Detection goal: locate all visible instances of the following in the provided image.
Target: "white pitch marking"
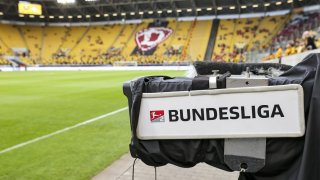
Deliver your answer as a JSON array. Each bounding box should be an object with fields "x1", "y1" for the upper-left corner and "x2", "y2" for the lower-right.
[{"x1": 0, "y1": 107, "x2": 128, "y2": 155}]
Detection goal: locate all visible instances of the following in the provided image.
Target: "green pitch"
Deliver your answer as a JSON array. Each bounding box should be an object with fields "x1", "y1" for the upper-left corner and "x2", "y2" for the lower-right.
[{"x1": 0, "y1": 70, "x2": 185, "y2": 180}]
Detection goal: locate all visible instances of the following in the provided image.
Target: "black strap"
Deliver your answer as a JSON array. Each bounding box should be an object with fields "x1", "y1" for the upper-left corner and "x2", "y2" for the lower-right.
[
  {"x1": 191, "y1": 76, "x2": 209, "y2": 90},
  {"x1": 132, "y1": 158, "x2": 138, "y2": 180}
]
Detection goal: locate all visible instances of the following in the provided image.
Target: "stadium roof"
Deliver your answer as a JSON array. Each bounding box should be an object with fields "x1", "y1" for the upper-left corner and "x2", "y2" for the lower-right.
[{"x1": 0, "y1": 0, "x2": 318, "y2": 23}]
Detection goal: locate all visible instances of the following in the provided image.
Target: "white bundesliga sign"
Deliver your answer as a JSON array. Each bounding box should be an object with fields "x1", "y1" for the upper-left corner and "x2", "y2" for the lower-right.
[{"x1": 137, "y1": 84, "x2": 305, "y2": 140}]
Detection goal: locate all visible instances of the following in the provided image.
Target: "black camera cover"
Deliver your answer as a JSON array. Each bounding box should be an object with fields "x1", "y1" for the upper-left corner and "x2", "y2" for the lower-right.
[{"x1": 123, "y1": 53, "x2": 320, "y2": 180}]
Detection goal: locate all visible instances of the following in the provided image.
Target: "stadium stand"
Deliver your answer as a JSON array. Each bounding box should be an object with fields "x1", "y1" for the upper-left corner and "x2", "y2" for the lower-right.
[
  {"x1": 212, "y1": 19, "x2": 235, "y2": 62},
  {"x1": 0, "y1": 25, "x2": 25, "y2": 50},
  {"x1": 122, "y1": 23, "x2": 148, "y2": 60},
  {"x1": 188, "y1": 20, "x2": 212, "y2": 61},
  {"x1": 166, "y1": 21, "x2": 192, "y2": 59},
  {"x1": 60, "y1": 26, "x2": 88, "y2": 64},
  {"x1": 20, "y1": 26, "x2": 43, "y2": 64},
  {"x1": 263, "y1": 11, "x2": 320, "y2": 61},
  {"x1": 212, "y1": 15, "x2": 290, "y2": 62},
  {"x1": 0, "y1": 25, "x2": 25, "y2": 56},
  {"x1": 42, "y1": 26, "x2": 67, "y2": 64},
  {"x1": 0, "y1": 25, "x2": 30, "y2": 65},
  {"x1": 248, "y1": 16, "x2": 289, "y2": 51},
  {"x1": 112, "y1": 24, "x2": 137, "y2": 56},
  {"x1": 0, "y1": 13, "x2": 319, "y2": 66},
  {"x1": 0, "y1": 38, "x2": 10, "y2": 65}
]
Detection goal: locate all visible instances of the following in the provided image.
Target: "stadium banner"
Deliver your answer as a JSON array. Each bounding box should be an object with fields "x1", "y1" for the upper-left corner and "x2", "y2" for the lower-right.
[
  {"x1": 18, "y1": 1, "x2": 42, "y2": 15},
  {"x1": 135, "y1": 27, "x2": 172, "y2": 51},
  {"x1": 137, "y1": 84, "x2": 305, "y2": 140}
]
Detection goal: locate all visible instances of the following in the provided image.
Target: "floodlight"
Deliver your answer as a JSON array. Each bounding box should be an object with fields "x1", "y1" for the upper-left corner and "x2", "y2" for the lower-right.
[{"x1": 57, "y1": 0, "x2": 75, "y2": 4}]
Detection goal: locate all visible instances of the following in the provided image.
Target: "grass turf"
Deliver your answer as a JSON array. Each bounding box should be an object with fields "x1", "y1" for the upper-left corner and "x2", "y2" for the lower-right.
[{"x1": 0, "y1": 70, "x2": 184, "y2": 180}]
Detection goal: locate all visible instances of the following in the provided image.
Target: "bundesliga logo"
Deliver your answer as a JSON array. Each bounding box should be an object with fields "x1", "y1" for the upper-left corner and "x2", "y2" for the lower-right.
[{"x1": 150, "y1": 110, "x2": 165, "y2": 122}]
